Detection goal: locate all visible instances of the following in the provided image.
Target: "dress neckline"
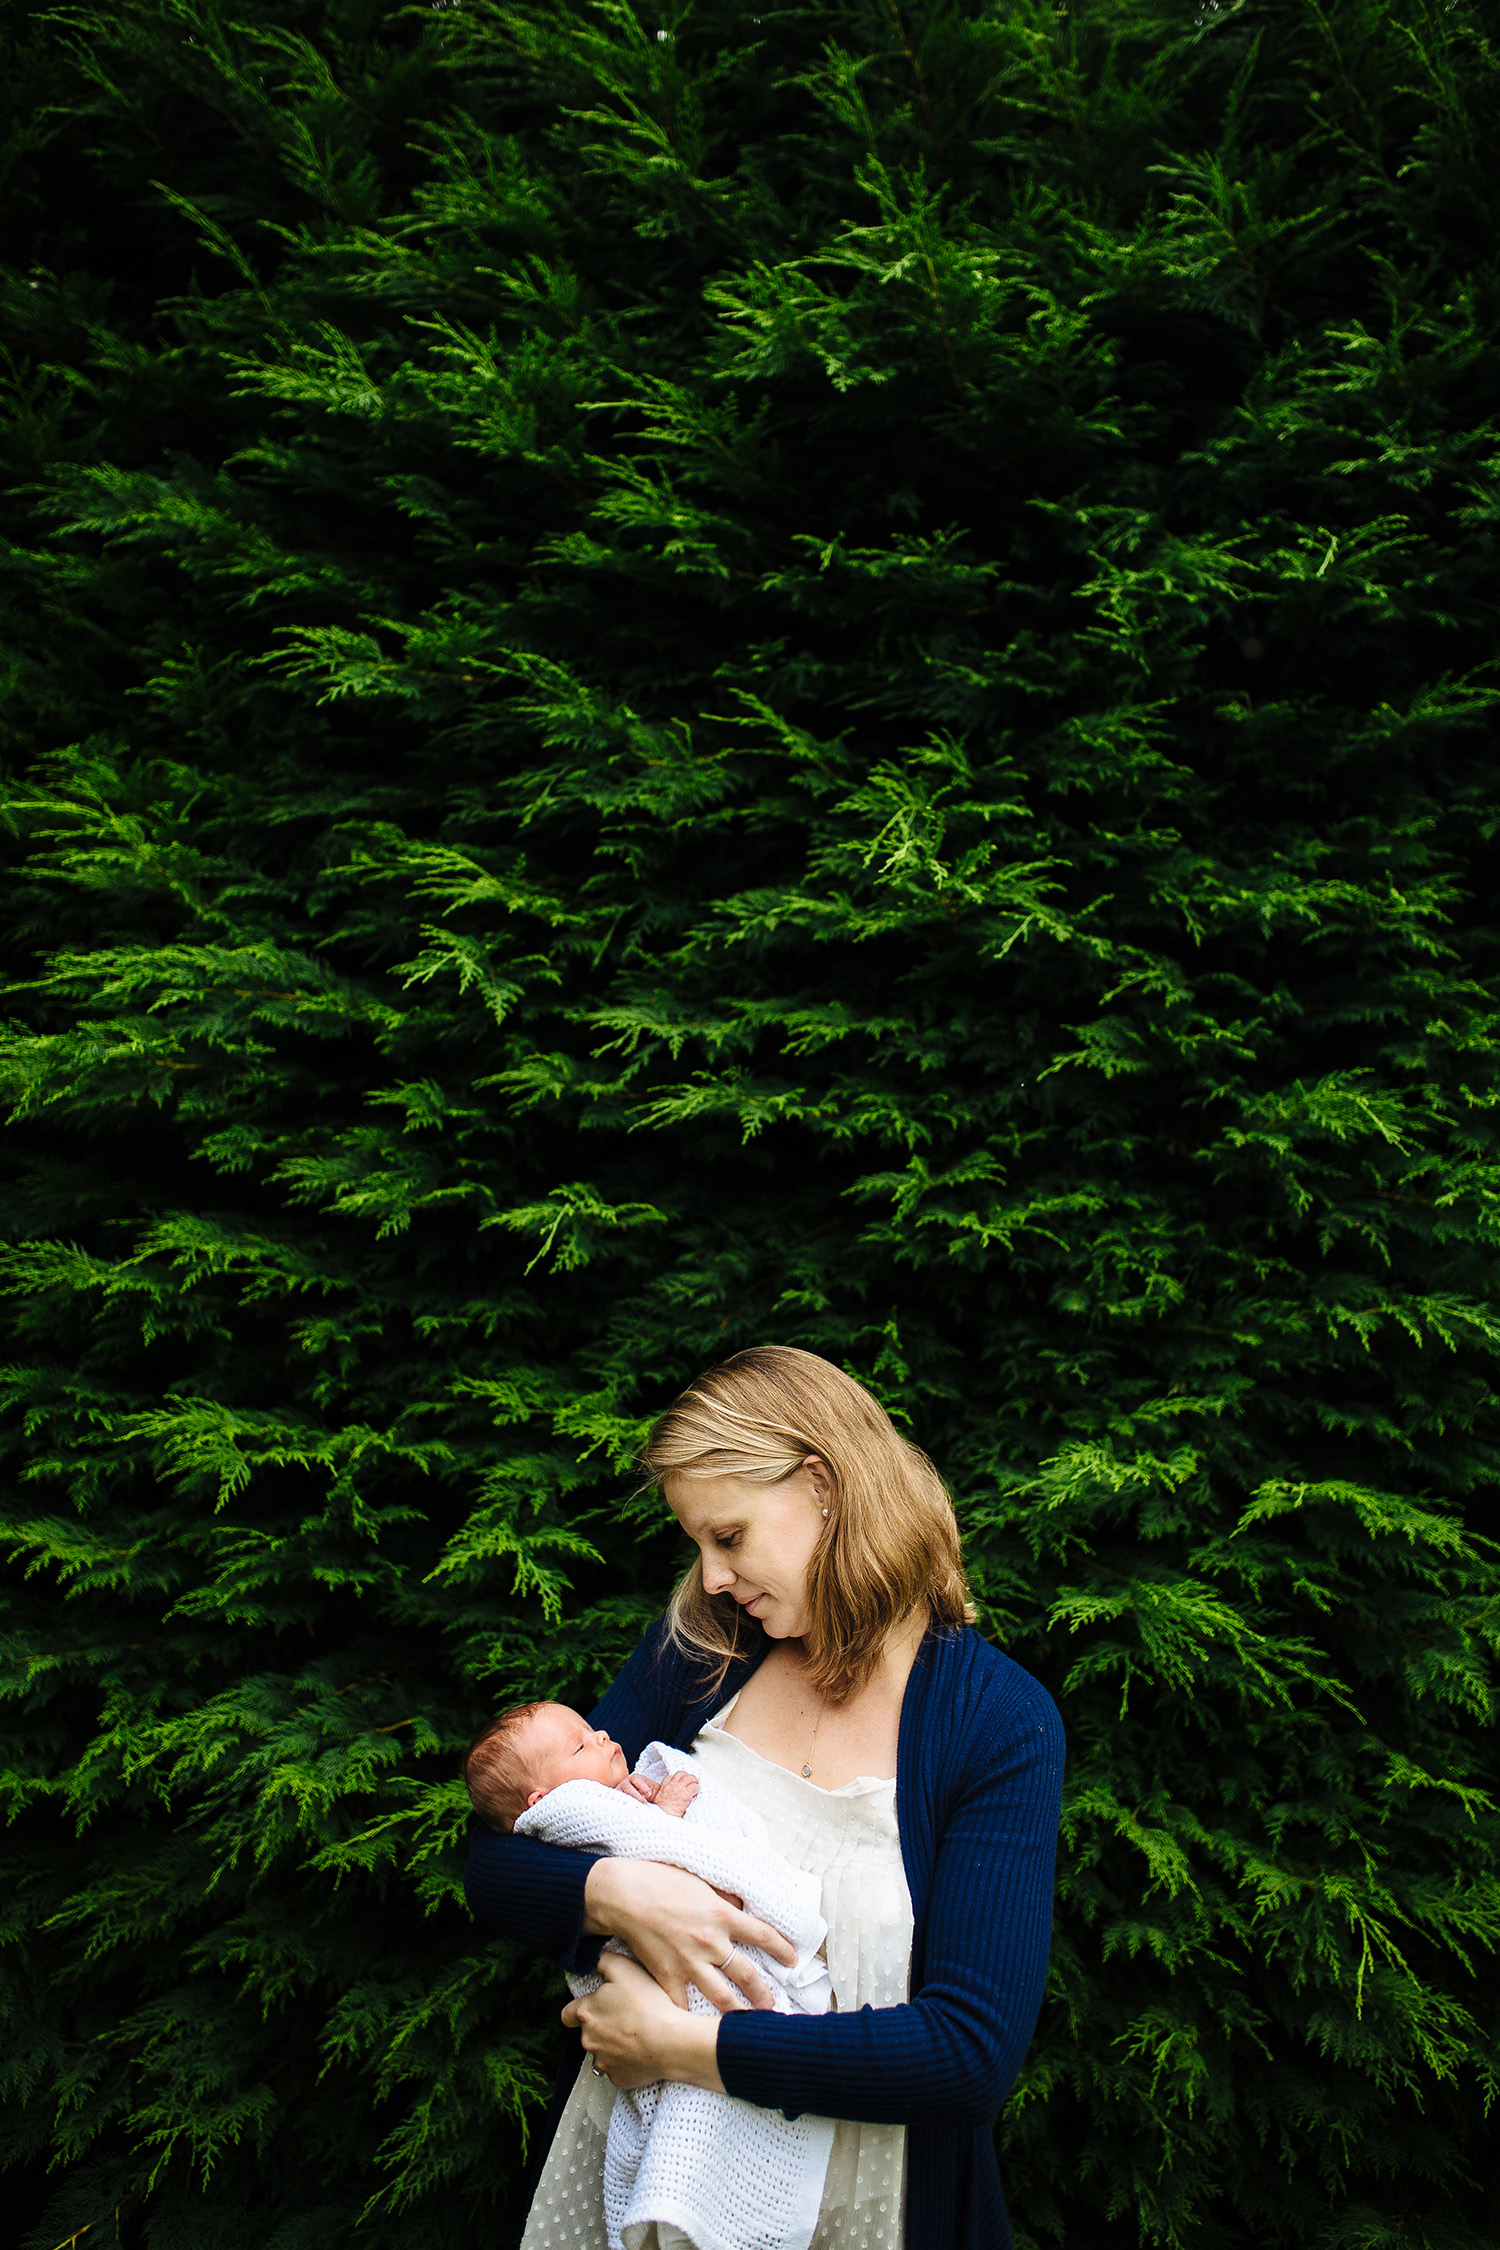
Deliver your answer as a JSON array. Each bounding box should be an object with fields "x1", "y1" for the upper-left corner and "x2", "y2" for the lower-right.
[{"x1": 702, "y1": 1694, "x2": 897, "y2": 1798}]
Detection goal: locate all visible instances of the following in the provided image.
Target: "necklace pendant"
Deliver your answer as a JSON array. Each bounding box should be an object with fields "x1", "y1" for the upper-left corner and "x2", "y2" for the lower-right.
[{"x1": 801, "y1": 1763, "x2": 812, "y2": 1777}]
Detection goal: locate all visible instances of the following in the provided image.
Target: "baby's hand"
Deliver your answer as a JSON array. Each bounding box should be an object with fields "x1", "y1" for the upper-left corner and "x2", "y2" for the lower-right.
[
  {"x1": 616, "y1": 1769, "x2": 700, "y2": 1817},
  {"x1": 652, "y1": 1770, "x2": 699, "y2": 1819},
  {"x1": 617, "y1": 1772, "x2": 661, "y2": 1807}
]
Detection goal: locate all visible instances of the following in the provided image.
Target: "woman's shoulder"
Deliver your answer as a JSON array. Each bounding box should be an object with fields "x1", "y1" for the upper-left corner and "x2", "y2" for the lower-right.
[
  {"x1": 590, "y1": 1612, "x2": 763, "y2": 1751},
  {"x1": 913, "y1": 1623, "x2": 1063, "y2": 1756},
  {"x1": 897, "y1": 1628, "x2": 1063, "y2": 1867}
]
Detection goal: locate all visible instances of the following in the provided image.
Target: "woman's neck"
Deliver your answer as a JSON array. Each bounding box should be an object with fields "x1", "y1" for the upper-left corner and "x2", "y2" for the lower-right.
[
  {"x1": 724, "y1": 1608, "x2": 928, "y2": 1786},
  {"x1": 793, "y1": 1603, "x2": 929, "y2": 1700}
]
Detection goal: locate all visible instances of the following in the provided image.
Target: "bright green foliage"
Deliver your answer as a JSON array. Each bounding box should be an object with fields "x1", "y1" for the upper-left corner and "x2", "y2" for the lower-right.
[{"x1": 3, "y1": 2, "x2": 1500, "y2": 2246}]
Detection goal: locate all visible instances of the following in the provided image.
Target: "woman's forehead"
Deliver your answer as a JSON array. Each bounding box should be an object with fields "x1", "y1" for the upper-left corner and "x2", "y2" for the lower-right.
[{"x1": 665, "y1": 1468, "x2": 764, "y2": 1529}]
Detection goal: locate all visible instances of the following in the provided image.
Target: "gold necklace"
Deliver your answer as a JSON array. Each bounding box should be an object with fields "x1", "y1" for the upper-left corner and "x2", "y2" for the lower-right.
[{"x1": 801, "y1": 1688, "x2": 825, "y2": 1779}]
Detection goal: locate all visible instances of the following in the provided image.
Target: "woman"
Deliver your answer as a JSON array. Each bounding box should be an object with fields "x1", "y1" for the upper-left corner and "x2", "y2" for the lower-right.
[{"x1": 465, "y1": 1346, "x2": 1064, "y2": 2250}]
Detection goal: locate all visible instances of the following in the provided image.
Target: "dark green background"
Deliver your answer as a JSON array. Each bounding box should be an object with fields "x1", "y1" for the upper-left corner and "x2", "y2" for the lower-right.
[{"x1": 3, "y1": 2, "x2": 1499, "y2": 2245}]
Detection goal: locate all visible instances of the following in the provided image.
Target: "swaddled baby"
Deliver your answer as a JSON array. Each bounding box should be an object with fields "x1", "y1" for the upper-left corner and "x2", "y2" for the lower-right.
[
  {"x1": 463, "y1": 1701, "x2": 836, "y2": 2250},
  {"x1": 465, "y1": 1701, "x2": 702, "y2": 1832}
]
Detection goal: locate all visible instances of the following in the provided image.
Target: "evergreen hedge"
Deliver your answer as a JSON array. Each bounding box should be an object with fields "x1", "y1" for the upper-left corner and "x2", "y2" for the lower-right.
[{"x1": 3, "y1": 1, "x2": 1500, "y2": 2245}]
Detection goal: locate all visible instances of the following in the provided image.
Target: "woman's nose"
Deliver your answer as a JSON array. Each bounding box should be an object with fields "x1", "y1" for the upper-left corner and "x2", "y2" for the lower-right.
[{"x1": 701, "y1": 1558, "x2": 735, "y2": 1594}]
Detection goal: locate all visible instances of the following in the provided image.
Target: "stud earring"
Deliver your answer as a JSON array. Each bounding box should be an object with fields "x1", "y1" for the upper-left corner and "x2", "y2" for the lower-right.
[{"x1": 821, "y1": 1507, "x2": 828, "y2": 1517}]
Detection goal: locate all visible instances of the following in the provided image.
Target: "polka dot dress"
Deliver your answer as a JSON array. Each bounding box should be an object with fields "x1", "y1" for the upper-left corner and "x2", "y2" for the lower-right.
[{"x1": 520, "y1": 1699, "x2": 912, "y2": 2250}]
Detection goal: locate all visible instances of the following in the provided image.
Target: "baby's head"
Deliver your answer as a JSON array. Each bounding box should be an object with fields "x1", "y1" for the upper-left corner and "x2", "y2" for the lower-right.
[{"x1": 463, "y1": 1701, "x2": 629, "y2": 1832}]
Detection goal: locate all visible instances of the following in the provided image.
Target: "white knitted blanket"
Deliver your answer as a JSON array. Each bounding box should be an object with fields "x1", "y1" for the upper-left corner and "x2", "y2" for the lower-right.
[{"x1": 514, "y1": 1740, "x2": 835, "y2": 2250}]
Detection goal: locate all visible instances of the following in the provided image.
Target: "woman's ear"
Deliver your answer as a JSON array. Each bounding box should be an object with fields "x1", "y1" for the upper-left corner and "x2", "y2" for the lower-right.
[{"x1": 804, "y1": 1455, "x2": 834, "y2": 1513}]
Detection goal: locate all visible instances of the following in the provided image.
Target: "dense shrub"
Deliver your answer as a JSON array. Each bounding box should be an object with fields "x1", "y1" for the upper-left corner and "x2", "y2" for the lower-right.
[{"x1": 3, "y1": 3, "x2": 1499, "y2": 2246}]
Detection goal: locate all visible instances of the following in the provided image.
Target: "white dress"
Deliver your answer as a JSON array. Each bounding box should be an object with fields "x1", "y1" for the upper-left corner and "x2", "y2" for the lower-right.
[{"x1": 520, "y1": 1696, "x2": 912, "y2": 2250}]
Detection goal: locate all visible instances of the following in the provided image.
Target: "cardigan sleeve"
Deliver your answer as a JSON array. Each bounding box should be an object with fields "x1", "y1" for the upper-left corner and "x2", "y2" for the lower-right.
[
  {"x1": 716, "y1": 1680, "x2": 1064, "y2": 2129},
  {"x1": 462, "y1": 1618, "x2": 680, "y2": 1972}
]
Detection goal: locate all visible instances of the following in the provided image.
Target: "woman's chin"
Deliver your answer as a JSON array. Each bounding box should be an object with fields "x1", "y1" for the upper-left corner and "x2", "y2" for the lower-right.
[{"x1": 754, "y1": 1607, "x2": 810, "y2": 1641}]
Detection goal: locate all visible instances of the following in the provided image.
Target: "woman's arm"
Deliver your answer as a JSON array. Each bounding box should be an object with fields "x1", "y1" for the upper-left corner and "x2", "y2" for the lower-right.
[
  {"x1": 713, "y1": 1684, "x2": 1065, "y2": 2129},
  {"x1": 582, "y1": 1857, "x2": 795, "y2": 2009},
  {"x1": 464, "y1": 1823, "x2": 597, "y2": 1968},
  {"x1": 463, "y1": 1620, "x2": 791, "y2": 2005},
  {"x1": 463, "y1": 1620, "x2": 677, "y2": 1970}
]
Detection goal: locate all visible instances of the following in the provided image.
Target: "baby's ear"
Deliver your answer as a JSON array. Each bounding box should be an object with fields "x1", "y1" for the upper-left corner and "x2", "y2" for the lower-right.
[{"x1": 524, "y1": 1786, "x2": 547, "y2": 1810}]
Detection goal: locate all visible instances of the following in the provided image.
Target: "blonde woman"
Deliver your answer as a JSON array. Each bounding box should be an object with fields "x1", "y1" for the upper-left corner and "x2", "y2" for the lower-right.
[{"x1": 465, "y1": 1346, "x2": 1064, "y2": 2250}]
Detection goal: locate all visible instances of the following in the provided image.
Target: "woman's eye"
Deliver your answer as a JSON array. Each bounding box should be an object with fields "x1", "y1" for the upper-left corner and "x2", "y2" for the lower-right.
[{"x1": 715, "y1": 1533, "x2": 740, "y2": 1551}]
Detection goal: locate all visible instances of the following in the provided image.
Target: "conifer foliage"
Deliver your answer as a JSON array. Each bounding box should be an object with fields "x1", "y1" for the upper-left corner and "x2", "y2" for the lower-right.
[{"x1": 3, "y1": 1, "x2": 1500, "y2": 2244}]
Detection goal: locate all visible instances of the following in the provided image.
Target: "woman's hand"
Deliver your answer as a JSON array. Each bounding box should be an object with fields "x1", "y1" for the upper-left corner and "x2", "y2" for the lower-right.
[
  {"x1": 562, "y1": 1954, "x2": 725, "y2": 2092},
  {"x1": 582, "y1": 1857, "x2": 796, "y2": 2012}
]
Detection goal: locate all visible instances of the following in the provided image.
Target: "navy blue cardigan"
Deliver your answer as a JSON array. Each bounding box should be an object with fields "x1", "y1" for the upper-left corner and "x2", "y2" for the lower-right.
[{"x1": 464, "y1": 1620, "x2": 1064, "y2": 2250}]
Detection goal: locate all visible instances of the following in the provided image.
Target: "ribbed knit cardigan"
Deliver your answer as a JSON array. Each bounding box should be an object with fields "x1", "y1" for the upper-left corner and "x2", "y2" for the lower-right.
[{"x1": 464, "y1": 1619, "x2": 1064, "y2": 2250}]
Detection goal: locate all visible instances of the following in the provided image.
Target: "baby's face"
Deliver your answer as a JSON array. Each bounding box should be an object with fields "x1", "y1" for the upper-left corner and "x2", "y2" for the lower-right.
[{"x1": 520, "y1": 1704, "x2": 629, "y2": 1810}]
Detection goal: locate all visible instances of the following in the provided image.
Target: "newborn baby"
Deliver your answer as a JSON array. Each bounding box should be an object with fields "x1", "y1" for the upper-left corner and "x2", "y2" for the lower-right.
[
  {"x1": 464, "y1": 1700, "x2": 700, "y2": 1831},
  {"x1": 467, "y1": 1703, "x2": 836, "y2": 2250}
]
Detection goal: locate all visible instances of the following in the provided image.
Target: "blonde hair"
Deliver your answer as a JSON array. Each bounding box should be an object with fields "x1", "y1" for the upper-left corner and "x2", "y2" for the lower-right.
[{"x1": 641, "y1": 1346, "x2": 973, "y2": 1703}]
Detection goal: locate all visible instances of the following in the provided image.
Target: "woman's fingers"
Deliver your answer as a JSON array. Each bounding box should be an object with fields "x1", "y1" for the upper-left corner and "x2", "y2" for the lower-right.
[
  {"x1": 730, "y1": 1906, "x2": 799, "y2": 1970},
  {"x1": 579, "y1": 1858, "x2": 800, "y2": 2012},
  {"x1": 713, "y1": 1954, "x2": 765, "y2": 2010},
  {"x1": 716, "y1": 1908, "x2": 801, "y2": 2007},
  {"x1": 563, "y1": 1954, "x2": 720, "y2": 2093},
  {"x1": 598, "y1": 1952, "x2": 659, "y2": 1992},
  {"x1": 571, "y1": 1939, "x2": 775, "y2": 2025},
  {"x1": 693, "y1": 1925, "x2": 791, "y2": 2010}
]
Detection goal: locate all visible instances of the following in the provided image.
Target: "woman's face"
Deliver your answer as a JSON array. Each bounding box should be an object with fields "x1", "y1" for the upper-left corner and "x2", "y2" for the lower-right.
[{"x1": 667, "y1": 1460, "x2": 832, "y2": 1641}]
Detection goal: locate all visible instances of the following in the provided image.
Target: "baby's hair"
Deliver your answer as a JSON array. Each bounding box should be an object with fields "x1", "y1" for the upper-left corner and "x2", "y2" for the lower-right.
[{"x1": 463, "y1": 1700, "x2": 553, "y2": 1834}]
